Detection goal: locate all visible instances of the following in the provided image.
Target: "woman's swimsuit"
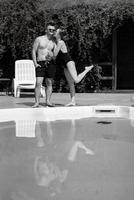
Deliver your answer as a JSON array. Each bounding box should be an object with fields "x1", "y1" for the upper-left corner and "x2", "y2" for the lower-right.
[{"x1": 56, "y1": 50, "x2": 72, "y2": 67}]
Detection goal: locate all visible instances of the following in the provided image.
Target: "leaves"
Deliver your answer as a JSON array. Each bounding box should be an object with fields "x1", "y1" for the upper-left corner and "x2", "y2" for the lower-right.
[{"x1": 0, "y1": 0, "x2": 134, "y2": 91}]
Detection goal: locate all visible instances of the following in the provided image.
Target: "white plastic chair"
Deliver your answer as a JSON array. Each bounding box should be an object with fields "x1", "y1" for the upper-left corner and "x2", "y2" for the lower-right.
[{"x1": 13, "y1": 60, "x2": 45, "y2": 97}]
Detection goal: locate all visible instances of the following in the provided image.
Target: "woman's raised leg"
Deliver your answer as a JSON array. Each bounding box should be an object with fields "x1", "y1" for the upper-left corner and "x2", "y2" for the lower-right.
[{"x1": 66, "y1": 61, "x2": 93, "y2": 83}]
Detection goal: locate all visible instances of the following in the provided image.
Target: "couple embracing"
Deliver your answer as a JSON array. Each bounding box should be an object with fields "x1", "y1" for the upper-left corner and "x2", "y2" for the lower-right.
[{"x1": 32, "y1": 21, "x2": 94, "y2": 108}]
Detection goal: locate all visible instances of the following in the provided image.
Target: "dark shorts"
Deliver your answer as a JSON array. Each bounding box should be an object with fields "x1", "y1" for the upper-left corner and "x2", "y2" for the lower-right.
[{"x1": 36, "y1": 60, "x2": 56, "y2": 78}]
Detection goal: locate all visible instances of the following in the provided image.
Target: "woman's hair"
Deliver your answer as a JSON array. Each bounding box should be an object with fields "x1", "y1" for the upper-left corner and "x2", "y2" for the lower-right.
[{"x1": 58, "y1": 28, "x2": 66, "y2": 40}]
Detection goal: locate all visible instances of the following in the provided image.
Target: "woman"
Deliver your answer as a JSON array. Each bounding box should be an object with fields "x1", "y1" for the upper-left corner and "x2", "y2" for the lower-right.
[{"x1": 54, "y1": 28, "x2": 94, "y2": 106}]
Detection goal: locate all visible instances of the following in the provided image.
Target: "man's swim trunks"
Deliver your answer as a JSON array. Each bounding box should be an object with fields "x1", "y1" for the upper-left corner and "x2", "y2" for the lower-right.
[{"x1": 36, "y1": 60, "x2": 56, "y2": 78}]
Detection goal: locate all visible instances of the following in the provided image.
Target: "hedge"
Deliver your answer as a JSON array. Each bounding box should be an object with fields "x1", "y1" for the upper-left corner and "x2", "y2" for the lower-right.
[{"x1": 0, "y1": 0, "x2": 134, "y2": 91}]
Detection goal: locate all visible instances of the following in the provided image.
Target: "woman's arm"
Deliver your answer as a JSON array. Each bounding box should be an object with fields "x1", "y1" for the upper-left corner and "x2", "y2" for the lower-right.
[{"x1": 53, "y1": 40, "x2": 65, "y2": 57}]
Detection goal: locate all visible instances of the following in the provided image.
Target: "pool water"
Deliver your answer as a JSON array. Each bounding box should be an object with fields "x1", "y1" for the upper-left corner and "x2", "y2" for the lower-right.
[{"x1": 0, "y1": 118, "x2": 134, "y2": 200}]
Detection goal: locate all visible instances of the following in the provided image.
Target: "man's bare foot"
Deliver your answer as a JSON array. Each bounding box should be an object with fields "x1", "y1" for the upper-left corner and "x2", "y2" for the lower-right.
[
  {"x1": 46, "y1": 102, "x2": 55, "y2": 107},
  {"x1": 85, "y1": 65, "x2": 94, "y2": 72},
  {"x1": 43, "y1": 103, "x2": 48, "y2": 107},
  {"x1": 32, "y1": 103, "x2": 39, "y2": 108},
  {"x1": 65, "y1": 101, "x2": 76, "y2": 106}
]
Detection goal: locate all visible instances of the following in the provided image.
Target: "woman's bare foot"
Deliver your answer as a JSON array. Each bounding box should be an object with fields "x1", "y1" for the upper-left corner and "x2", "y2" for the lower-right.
[
  {"x1": 32, "y1": 103, "x2": 39, "y2": 108},
  {"x1": 85, "y1": 65, "x2": 94, "y2": 72},
  {"x1": 65, "y1": 101, "x2": 76, "y2": 106}
]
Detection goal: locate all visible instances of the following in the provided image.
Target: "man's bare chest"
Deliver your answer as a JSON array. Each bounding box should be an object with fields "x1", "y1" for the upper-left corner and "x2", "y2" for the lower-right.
[{"x1": 39, "y1": 38, "x2": 54, "y2": 50}]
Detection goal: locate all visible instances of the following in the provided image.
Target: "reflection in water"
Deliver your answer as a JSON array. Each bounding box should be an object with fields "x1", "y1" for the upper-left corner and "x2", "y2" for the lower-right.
[
  {"x1": 15, "y1": 120, "x2": 36, "y2": 138},
  {"x1": 15, "y1": 120, "x2": 53, "y2": 146},
  {"x1": 67, "y1": 120, "x2": 94, "y2": 161},
  {"x1": 130, "y1": 119, "x2": 134, "y2": 127},
  {"x1": 1, "y1": 118, "x2": 134, "y2": 199},
  {"x1": 34, "y1": 156, "x2": 68, "y2": 187},
  {"x1": 36, "y1": 121, "x2": 53, "y2": 148},
  {"x1": 33, "y1": 120, "x2": 72, "y2": 191},
  {"x1": 34, "y1": 119, "x2": 94, "y2": 193},
  {"x1": 11, "y1": 190, "x2": 35, "y2": 200},
  {"x1": 68, "y1": 141, "x2": 94, "y2": 161},
  {"x1": 15, "y1": 119, "x2": 94, "y2": 189},
  {"x1": 0, "y1": 119, "x2": 95, "y2": 198},
  {"x1": 35, "y1": 121, "x2": 45, "y2": 148}
]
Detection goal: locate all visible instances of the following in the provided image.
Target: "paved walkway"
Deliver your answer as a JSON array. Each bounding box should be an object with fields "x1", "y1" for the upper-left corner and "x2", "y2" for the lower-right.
[{"x1": 0, "y1": 92, "x2": 134, "y2": 109}]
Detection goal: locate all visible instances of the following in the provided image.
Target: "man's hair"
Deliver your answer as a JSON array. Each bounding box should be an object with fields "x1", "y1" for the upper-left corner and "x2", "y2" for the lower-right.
[{"x1": 46, "y1": 21, "x2": 56, "y2": 28}]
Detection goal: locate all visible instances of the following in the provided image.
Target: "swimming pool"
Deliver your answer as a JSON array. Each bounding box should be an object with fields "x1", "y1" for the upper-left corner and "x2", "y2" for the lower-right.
[{"x1": 0, "y1": 106, "x2": 134, "y2": 200}]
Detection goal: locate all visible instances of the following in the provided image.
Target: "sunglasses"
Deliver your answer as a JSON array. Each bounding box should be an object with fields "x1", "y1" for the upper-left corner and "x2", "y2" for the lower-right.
[{"x1": 48, "y1": 28, "x2": 56, "y2": 32}]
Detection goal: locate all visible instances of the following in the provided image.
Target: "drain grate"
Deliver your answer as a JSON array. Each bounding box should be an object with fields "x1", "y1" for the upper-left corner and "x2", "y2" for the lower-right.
[{"x1": 95, "y1": 109, "x2": 115, "y2": 113}]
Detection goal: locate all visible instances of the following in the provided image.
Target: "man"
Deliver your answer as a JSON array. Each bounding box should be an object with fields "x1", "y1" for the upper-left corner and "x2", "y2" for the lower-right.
[{"x1": 32, "y1": 21, "x2": 56, "y2": 107}]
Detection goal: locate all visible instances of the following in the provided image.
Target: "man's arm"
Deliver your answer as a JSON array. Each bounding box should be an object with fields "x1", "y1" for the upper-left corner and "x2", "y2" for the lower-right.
[{"x1": 32, "y1": 38, "x2": 39, "y2": 67}]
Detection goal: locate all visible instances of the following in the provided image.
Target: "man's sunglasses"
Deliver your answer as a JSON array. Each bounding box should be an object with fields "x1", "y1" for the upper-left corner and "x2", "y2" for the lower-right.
[{"x1": 48, "y1": 28, "x2": 56, "y2": 32}]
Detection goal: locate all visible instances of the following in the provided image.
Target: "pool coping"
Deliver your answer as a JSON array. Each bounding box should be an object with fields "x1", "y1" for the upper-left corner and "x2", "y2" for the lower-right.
[{"x1": 0, "y1": 105, "x2": 134, "y2": 122}]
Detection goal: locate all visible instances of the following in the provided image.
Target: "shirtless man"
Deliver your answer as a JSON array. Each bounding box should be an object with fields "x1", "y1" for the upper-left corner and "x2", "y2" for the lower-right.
[{"x1": 32, "y1": 21, "x2": 56, "y2": 107}]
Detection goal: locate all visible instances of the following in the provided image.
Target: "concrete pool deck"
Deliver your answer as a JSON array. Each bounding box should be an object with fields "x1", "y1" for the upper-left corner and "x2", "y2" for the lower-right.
[{"x1": 0, "y1": 92, "x2": 134, "y2": 109}]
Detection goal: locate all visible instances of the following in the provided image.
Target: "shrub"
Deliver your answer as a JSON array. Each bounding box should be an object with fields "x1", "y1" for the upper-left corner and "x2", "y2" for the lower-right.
[{"x1": 0, "y1": 0, "x2": 134, "y2": 91}]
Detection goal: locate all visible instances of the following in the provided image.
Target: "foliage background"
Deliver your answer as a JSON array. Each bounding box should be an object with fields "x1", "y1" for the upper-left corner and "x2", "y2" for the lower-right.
[{"x1": 0, "y1": 0, "x2": 134, "y2": 92}]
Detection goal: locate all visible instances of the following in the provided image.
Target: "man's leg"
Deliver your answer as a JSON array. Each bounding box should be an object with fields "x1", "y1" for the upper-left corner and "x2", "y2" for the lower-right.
[
  {"x1": 32, "y1": 77, "x2": 44, "y2": 108},
  {"x1": 45, "y1": 78, "x2": 54, "y2": 106}
]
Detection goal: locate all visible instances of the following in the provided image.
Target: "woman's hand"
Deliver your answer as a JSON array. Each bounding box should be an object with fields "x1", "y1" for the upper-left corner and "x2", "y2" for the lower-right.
[
  {"x1": 46, "y1": 50, "x2": 54, "y2": 61},
  {"x1": 57, "y1": 40, "x2": 63, "y2": 47},
  {"x1": 54, "y1": 40, "x2": 64, "y2": 57}
]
